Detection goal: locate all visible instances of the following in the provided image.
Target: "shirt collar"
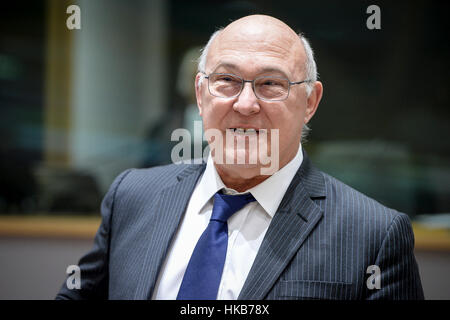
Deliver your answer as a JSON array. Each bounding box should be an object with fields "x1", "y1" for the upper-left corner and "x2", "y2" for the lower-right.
[{"x1": 195, "y1": 143, "x2": 304, "y2": 218}]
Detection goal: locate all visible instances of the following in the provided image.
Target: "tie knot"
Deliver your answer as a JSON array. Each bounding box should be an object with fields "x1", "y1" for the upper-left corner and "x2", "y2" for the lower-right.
[{"x1": 211, "y1": 192, "x2": 256, "y2": 222}]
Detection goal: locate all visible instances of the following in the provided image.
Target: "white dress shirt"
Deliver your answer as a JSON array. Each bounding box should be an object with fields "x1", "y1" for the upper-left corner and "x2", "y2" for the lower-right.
[{"x1": 152, "y1": 144, "x2": 303, "y2": 300}]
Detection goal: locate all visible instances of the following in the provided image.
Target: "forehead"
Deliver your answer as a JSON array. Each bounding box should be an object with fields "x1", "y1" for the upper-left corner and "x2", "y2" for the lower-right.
[{"x1": 207, "y1": 21, "x2": 304, "y2": 78}]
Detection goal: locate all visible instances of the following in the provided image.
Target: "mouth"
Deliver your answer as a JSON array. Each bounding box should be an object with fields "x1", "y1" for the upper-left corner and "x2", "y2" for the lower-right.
[{"x1": 228, "y1": 128, "x2": 260, "y2": 135}]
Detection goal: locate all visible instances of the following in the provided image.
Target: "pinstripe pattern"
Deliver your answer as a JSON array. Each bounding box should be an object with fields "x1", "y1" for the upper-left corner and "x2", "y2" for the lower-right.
[{"x1": 56, "y1": 150, "x2": 424, "y2": 300}]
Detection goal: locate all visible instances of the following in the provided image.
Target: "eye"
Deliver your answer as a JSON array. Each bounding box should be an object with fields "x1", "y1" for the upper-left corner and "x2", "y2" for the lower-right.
[
  {"x1": 262, "y1": 80, "x2": 277, "y2": 86},
  {"x1": 261, "y1": 79, "x2": 283, "y2": 87},
  {"x1": 217, "y1": 75, "x2": 238, "y2": 82}
]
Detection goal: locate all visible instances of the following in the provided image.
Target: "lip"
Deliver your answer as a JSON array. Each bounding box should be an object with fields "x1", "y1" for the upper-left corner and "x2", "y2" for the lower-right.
[
  {"x1": 227, "y1": 128, "x2": 260, "y2": 135},
  {"x1": 227, "y1": 125, "x2": 261, "y2": 131}
]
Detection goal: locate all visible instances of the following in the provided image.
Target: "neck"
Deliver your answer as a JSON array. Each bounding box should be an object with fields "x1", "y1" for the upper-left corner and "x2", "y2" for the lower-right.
[
  {"x1": 212, "y1": 143, "x2": 302, "y2": 193},
  {"x1": 215, "y1": 165, "x2": 271, "y2": 192}
]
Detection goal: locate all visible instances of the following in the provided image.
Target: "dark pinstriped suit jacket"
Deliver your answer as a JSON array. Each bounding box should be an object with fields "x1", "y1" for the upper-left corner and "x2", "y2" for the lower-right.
[{"x1": 56, "y1": 150, "x2": 424, "y2": 300}]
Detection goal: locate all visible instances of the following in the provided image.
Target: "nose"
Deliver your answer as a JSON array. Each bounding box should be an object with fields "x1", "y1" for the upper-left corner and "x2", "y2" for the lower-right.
[{"x1": 232, "y1": 82, "x2": 260, "y2": 116}]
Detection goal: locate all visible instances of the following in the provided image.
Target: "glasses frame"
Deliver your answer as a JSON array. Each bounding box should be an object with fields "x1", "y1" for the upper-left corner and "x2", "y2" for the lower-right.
[{"x1": 200, "y1": 71, "x2": 311, "y2": 101}]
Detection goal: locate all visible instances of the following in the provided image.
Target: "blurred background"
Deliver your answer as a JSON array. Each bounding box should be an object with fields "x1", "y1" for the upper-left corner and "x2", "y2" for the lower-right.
[{"x1": 0, "y1": 0, "x2": 449, "y2": 299}]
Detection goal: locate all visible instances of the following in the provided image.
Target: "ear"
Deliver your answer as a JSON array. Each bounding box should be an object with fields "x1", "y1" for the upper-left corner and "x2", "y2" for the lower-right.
[
  {"x1": 304, "y1": 81, "x2": 323, "y2": 124},
  {"x1": 195, "y1": 73, "x2": 204, "y2": 116}
]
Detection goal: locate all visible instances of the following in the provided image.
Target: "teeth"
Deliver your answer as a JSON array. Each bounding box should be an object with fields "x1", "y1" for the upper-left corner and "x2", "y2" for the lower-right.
[{"x1": 231, "y1": 128, "x2": 258, "y2": 134}]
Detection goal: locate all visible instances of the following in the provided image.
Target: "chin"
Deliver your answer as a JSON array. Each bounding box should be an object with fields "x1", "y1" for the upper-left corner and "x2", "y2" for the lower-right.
[{"x1": 216, "y1": 162, "x2": 263, "y2": 180}]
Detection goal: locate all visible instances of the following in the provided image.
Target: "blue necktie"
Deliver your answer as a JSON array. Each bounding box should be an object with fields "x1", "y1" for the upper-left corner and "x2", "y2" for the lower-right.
[{"x1": 176, "y1": 191, "x2": 256, "y2": 300}]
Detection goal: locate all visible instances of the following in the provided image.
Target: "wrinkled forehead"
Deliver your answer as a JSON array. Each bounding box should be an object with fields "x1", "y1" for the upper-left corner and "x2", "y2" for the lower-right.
[{"x1": 207, "y1": 17, "x2": 306, "y2": 77}]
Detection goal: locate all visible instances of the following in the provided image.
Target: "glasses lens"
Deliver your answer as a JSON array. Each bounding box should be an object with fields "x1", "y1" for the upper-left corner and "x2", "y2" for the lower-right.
[
  {"x1": 208, "y1": 73, "x2": 242, "y2": 98},
  {"x1": 255, "y1": 77, "x2": 289, "y2": 101}
]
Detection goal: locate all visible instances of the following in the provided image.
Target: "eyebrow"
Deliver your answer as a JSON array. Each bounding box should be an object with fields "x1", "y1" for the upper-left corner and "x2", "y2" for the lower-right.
[{"x1": 212, "y1": 62, "x2": 290, "y2": 79}]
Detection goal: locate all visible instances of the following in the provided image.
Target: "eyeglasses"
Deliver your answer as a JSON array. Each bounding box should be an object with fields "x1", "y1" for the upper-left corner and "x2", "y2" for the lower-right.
[{"x1": 200, "y1": 72, "x2": 311, "y2": 101}]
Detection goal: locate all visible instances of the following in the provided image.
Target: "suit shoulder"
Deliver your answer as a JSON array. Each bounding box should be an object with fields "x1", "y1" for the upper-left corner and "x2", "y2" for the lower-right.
[
  {"x1": 319, "y1": 171, "x2": 406, "y2": 222},
  {"x1": 115, "y1": 163, "x2": 204, "y2": 190}
]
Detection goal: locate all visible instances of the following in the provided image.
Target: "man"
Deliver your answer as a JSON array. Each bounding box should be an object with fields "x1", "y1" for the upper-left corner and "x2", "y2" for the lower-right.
[{"x1": 56, "y1": 15, "x2": 424, "y2": 300}]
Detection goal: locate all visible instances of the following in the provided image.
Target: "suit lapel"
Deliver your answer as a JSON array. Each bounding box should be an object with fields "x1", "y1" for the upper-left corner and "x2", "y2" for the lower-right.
[
  {"x1": 238, "y1": 151, "x2": 326, "y2": 299},
  {"x1": 133, "y1": 164, "x2": 205, "y2": 299}
]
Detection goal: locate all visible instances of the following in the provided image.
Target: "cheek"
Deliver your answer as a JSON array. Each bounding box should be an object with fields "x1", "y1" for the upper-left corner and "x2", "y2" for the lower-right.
[
  {"x1": 265, "y1": 105, "x2": 298, "y2": 132},
  {"x1": 201, "y1": 99, "x2": 230, "y2": 128},
  {"x1": 267, "y1": 105, "x2": 304, "y2": 143}
]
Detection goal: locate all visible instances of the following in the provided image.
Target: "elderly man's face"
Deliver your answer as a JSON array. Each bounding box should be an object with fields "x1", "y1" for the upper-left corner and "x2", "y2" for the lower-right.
[{"x1": 196, "y1": 16, "x2": 322, "y2": 182}]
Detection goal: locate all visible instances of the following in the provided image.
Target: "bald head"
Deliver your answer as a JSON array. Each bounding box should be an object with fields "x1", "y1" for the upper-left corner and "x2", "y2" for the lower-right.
[
  {"x1": 209, "y1": 15, "x2": 305, "y2": 75},
  {"x1": 221, "y1": 15, "x2": 301, "y2": 45},
  {"x1": 218, "y1": 14, "x2": 301, "y2": 45},
  {"x1": 198, "y1": 15, "x2": 317, "y2": 96}
]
